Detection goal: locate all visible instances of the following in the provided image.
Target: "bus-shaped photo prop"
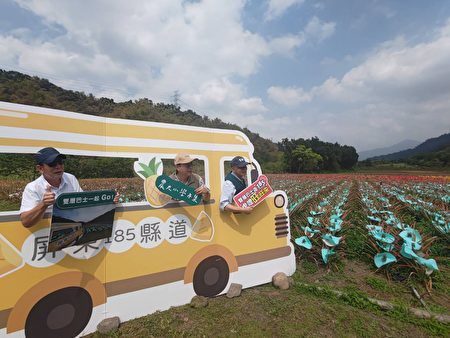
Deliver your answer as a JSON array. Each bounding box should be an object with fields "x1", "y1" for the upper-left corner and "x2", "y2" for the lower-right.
[{"x1": 0, "y1": 101, "x2": 295, "y2": 338}]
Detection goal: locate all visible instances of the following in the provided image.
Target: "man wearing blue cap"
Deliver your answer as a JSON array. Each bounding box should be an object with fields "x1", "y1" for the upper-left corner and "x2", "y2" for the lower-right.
[
  {"x1": 20, "y1": 147, "x2": 82, "y2": 228},
  {"x1": 219, "y1": 156, "x2": 254, "y2": 214}
]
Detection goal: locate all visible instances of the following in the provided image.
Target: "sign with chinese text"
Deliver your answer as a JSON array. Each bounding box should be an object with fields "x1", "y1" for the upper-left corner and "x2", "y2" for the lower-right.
[
  {"x1": 48, "y1": 191, "x2": 116, "y2": 252},
  {"x1": 155, "y1": 175, "x2": 202, "y2": 205},
  {"x1": 55, "y1": 190, "x2": 116, "y2": 209},
  {"x1": 233, "y1": 175, "x2": 273, "y2": 208}
]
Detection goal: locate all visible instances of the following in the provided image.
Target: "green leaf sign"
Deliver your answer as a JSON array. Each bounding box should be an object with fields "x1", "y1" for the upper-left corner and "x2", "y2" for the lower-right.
[
  {"x1": 155, "y1": 175, "x2": 201, "y2": 205},
  {"x1": 56, "y1": 190, "x2": 116, "y2": 209}
]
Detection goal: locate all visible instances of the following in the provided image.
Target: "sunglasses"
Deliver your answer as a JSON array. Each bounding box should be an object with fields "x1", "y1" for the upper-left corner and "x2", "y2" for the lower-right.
[
  {"x1": 47, "y1": 158, "x2": 64, "y2": 167},
  {"x1": 178, "y1": 163, "x2": 193, "y2": 168}
]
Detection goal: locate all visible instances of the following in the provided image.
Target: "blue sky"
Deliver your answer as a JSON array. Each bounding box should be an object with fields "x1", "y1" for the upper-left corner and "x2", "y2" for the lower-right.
[{"x1": 1, "y1": 0, "x2": 449, "y2": 151}]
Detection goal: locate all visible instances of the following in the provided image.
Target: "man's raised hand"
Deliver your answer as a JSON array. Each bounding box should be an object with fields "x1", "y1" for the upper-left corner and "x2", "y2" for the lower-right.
[{"x1": 42, "y1": 185, "x2": 56, "y2": 206}]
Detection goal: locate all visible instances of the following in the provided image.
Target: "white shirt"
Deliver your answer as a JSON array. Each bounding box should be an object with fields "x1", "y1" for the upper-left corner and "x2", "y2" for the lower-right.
[
  {"x1": 219, "y1": 180, "x2": 236, "y2": 211},
  {"x1": 20, "y1": 173, "x2": 82, "y2": 213}
]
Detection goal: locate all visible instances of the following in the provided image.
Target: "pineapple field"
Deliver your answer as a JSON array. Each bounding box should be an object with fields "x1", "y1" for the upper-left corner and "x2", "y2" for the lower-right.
[
  {"x1": 269, "y1": 174, "x2": 448, "y2": 283},
  {"x1": 2, "y1": 173, "x2": 448, "y2": 279}
]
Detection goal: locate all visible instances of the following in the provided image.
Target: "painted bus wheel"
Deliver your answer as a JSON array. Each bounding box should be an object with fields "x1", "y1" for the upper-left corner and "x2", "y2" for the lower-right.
[
  {"x1": 25, "y1": 287, "x2": 93, "y2": 338},
  {"x1": 193, "y1": 255, "x2": 230, "y2": 297}
]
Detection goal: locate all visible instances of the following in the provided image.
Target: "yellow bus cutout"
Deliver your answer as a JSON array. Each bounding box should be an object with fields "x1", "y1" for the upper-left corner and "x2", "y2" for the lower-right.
[{"x1": 0, "y1": 101, "x2": 295, "y2": 337}]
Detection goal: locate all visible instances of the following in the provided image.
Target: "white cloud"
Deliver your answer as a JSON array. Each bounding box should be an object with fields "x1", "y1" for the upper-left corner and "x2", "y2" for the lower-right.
[
  {"x1": 236, "y1": 97, "x2": 268, "y2": 113},
  {"x1": 267, "y1": 86, "x2": 312, "y2": 105},
  {"x1": 304, "y1": 16, "x2": 336, "y2": 42},
  {"x1": 182, "y1": 78, "x2": 268, "y2": 115},
  {"x1": 265, "y1": 18, "x2": 450, "y2": 150},
  {"x1": 312, "y1": 2, "x2": 325, "y2": 10},
  {"x1": 264, "y1": 0, "x2": 305, "y2": 21},
  {"x1": 3, "y1": 0, "x2": 274, "y2": 113},
  {"x1": 316, "y1": 24, "x2": 450, "y2": 104},
  {"x1": 268, "y1": 33, "x2": 305, "y2": 56}
]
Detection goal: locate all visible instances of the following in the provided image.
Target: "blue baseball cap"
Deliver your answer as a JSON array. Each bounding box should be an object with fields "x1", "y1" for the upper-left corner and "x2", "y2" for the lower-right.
[
  {"x1": 231, "y1": 156, "x2": 250, "y2": 168},
  {"x1": 35, "y1": 147, "x2": 66, "y2": 164}
]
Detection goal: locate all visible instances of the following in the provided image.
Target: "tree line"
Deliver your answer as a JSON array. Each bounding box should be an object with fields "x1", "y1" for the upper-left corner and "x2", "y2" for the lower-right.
[{"x1": 278, "y1": 137, "x2": 359, "y2": 173}]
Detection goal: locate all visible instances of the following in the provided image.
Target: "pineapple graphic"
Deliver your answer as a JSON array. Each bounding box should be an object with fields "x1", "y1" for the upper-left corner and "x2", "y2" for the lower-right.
[{"x1": 135, "y1": 157, "x2": 171, "y2": 208}]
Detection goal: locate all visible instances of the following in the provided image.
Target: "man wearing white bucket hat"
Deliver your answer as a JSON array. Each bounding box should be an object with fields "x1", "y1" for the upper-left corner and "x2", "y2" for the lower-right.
[{"x1": 170, "y1": 153, "x2": 210, "y2": 202}]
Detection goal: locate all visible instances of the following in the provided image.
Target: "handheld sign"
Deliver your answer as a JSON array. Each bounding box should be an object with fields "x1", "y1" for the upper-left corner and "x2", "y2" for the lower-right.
[
  {"x1": 48, "y1": 190, "x2": 116, "y2": 252},
  {"x1": 156, "y1": 175, "x2": 202, "y2": 205},
  {"x1": 233, "y1": 175, "x2": 273, "y2": 208}
]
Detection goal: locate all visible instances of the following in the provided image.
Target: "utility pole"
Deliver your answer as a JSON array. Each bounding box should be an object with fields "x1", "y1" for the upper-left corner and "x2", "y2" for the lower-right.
[{"x1": 172, "y1": 90, "x2": 180, "y2": 109}]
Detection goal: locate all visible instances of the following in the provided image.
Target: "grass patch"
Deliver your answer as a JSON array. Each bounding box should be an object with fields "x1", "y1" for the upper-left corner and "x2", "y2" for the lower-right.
[
  {"x1": 302, "y1": 259, "x2": 319, "y2": 274},
  {"x1": 87, "y1": 276, "x2": 449, "y2": 338},
  {"x1": 365, "y1": 276, "x2": 389, "y2": 292},
  {"x1": 432, "y1": 268, "x2": 450, "y2": 291},
  {"x1": 341, "y1": 286, "x2": 377, "y2": 310},
  {"x1": 389, "y1": 302, "x2": 449, "y2": 337},
  {"x1": 296, "y1": 282, "x2": 449, "y2": 337},
  {"x1": 343, "y1": 225, "x2": 368, "y2": 260}
]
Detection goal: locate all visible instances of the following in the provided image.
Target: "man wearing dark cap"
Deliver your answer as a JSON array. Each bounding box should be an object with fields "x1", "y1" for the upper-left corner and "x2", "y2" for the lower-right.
[
  {"x1": 20, "y1": 147, "x2": 82, "y2": 228},
  {"x1": 219, "y1": 156, "x2": 253, "y2": 214}
]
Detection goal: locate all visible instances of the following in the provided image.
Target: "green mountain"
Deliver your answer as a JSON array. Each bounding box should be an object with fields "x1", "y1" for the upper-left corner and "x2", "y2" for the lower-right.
[
  {"x1": 0, "y1": 69, "x2": 283, "y2": 172},
  {"x1": 369, "y1": 133, "x2": 450, "y2": 161},
  {"x1": 406, "y1": 144, "x2": 450, "y2": 168}
]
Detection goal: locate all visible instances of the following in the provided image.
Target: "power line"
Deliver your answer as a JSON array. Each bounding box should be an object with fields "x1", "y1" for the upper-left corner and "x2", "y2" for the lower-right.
[{"x1": 2, "y1": 64, "x2": 134, "y2": 98}]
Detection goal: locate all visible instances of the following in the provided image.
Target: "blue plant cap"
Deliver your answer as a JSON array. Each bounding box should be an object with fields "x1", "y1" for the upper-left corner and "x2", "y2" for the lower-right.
[
  {"x1": 330, "y1": 214, "x2": 340, "y2": 220},
  {"x1": 330, "y1": 218, "x2": 343, "y2": 228},
  {"x1": 304, "y1": 226, "x2": 320, "y2": 238},
  {"x1": 385, "y1": 217, "x2": 396, "y2": 226},
  {"x1": 399, "y1": 228, "x2": 422, "y2": 250},
  {"x1": 372, "y1": 231, "x2": 395, "y2": 244},
  {"x1": 307, "y1": 216, "x2": 320, "y2": 227},
  {"x1": 366, "y1": 224, "x2": 382, "y2": 232},
  {"x1": 400, "y1": 242, "x2": 418, "y2": 260},
  {"x1": 374, "y1": 252, "x2": 397, "y2": 268},
  {"x1": 432, "y1": 222, "x2": 449, "y2": 234},
  {"x1": 329, "y1": 223, "x2": 342, "y2": 233},
  {"x1": 368, "y1": 215, "x2": 381, "y2": 223},
  {"x1": 333, "y1": 209, "x2": 343, "y2": 217},
  {"x1": 376, "y1": 241, "x2": 394, "y2": 252},
  {"x1": 415, "y1": 256, "x2": 438, "y2": 273},
  {"x1": 322, "y1": 234, "x2": 341, "y2": 247},
  {"x1": 400, "y1": 244, "x2": 438, "y2": 273},
  {"x1": 395, "y1": 222, "x2": 406, "y2": 230},
  {"x1": 321, "y1": 247, "x2": 336, "y2": 264},
  {"x1": 295, "y1": 236, "x2": 312, "y2": 250}
]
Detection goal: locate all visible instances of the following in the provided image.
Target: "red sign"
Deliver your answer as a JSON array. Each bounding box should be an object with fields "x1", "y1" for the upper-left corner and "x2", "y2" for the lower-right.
[{"x1": 233, "y1": 175, "x2": 273, "y2": 208}]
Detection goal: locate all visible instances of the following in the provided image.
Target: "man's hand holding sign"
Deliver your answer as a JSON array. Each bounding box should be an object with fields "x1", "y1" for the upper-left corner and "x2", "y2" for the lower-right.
[
  {"x1": 233, "y1": 175, "x2": 273, "y2": 208},
  {"x1": 48, "y1": 190, "x2": 117, "y2": 252},
  {"x1": 156, "y1": 175, "x2": 202, "y2": 205}
]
